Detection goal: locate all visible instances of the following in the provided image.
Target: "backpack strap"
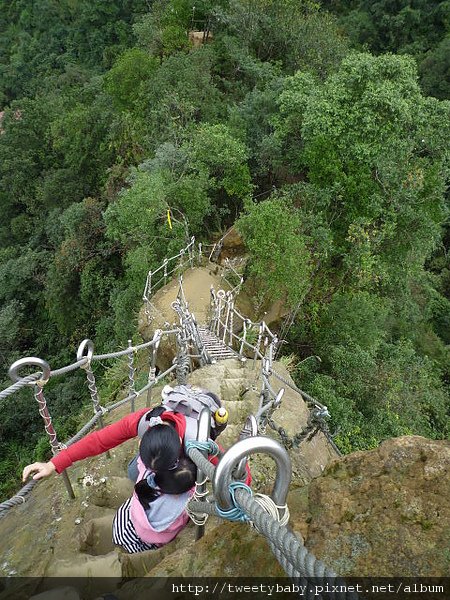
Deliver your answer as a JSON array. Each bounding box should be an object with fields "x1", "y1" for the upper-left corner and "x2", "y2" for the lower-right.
[{"x1": 137, "y1": 410, "x2": 152, "y2": 439}]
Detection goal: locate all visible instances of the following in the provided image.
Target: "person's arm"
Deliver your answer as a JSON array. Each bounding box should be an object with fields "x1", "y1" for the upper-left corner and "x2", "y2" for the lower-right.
[{"x1": 22, "y1": 408, "x2": 148, "y2": 481}]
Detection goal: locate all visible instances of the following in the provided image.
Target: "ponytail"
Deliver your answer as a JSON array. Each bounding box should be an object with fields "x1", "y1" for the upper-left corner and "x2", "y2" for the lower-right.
[
  {"x1": 139, "y1": 423, "x2": 181, "y2": 472},
  {"x1": 135, "y1": 456, "x2": 197, "y2": 510}
]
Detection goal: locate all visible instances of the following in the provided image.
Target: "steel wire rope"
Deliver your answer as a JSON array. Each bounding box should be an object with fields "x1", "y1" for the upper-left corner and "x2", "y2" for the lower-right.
[{"x1": 186, "y1": 447, "x2": 357, "y2": 600}]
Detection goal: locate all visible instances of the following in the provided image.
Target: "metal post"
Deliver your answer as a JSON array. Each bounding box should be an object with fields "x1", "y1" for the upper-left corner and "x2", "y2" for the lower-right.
[
  {"x1": 254, "y1": 323, "x2": 264, "y2": 368},
  {"x1": 128, "y1": 340, "x2": 137, "y2": 412},
  {"x1": 195, "y1": 408, "x2": 211, "y2": 540},
  {"x1": 146, "y1": 330, "x2": 161, "y2": 407},
  {"x1": 163, "y1": 258, "x2": 168, "y2": 286},
  {"x1": 77, "y1": 340, "x2": 110, "y2": 458},
  {"x1": 228, "y1": 299, "x2": 234, "y2": 347},
  {"x1": 9, "y1": 357, "x2": 75, "y2": 500},
  {"x1": 176, "y1": 332, "x2": 189, "y2": 385}
]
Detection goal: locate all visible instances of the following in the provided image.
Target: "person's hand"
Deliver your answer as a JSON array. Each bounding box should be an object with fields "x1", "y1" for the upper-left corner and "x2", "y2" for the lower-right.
[{"x1": 22, "y1": 461, "x2": 56, "y2": 482}]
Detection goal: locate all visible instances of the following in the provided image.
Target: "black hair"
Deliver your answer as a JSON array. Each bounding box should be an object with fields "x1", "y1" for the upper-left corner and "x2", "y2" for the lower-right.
[
  {"x1": 139, "y1": 423, "x2": 181, "y2": 472},
  {"x1": 135, "y1": 455, "x2": 197, "y2": 508}
]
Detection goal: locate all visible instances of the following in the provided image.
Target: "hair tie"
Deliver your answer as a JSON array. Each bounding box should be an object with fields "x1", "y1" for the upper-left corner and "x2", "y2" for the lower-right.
[
  {"x1": 148, "y1": 416, "x2": 164, "y2": 427},
  {"x1": 146, "y1": 472, "x2": 158, "y2": 489},
  {"x1": 167, "y1": 458, "x2": 179, "y2": 471}
]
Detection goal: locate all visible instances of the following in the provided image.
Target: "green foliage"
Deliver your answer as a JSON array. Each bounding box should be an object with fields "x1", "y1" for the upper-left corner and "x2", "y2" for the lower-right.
[
  {"x1": 273, "y1": 53, "x2": 450, "y2": 284},
  {"x1": 135, "y1": 48, "x2": 226, "y2": 151},
  {"x1": 105, "y1": 169, "x2": 168, "y2": 247},
  {"x1": 0, "y1": 0, "x2": 148, "y2": 102},
  {"x1": 302, "y1": 338, "x2": 449, "y2": 452},
  {"x1": 323, "y1": 0, "x2": 450, "y2": 99},
  {"x1": 420, "y1": 35, "x2": 450, "y2": 100},
  {"x1": 1, "y1": 0, "x2": 450, "y2": 500},
  {"x1": 216, "y1": 0, "x2": 349, "y2": 77},
  {"x1": 237, "y1": 196, "x2": 311, "y2": 309},
  {"x1": 315, "y1": 291, "x2": 390, "y2": 354},
  {"x1": 104, "y1": 48, "x2": 159, "y2": 111}
]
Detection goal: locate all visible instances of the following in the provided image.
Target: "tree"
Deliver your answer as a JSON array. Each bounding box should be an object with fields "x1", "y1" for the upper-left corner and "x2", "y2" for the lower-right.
[
  {"x1": 104, "y1": 48, "x2": 159, "y2": 111},
  {"x1": 272, "y1": 53, "x2": 450, "y2": 286},
  {"x1": 214, "y1": 0, "x2": 349, "y2": 77},
  {"x1": 237, "y1": 196, "x2": 311, "y2": 310}
]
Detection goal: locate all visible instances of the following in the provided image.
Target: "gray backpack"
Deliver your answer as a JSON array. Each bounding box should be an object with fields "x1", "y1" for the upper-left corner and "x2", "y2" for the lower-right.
[{"x1": 137, "y1": 384, "x2": 224, "y2": 442}]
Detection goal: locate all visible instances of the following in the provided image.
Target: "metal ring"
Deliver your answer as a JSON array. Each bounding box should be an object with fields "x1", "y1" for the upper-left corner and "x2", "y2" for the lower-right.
[
  {"x1": 9, "y1": 357, "x2": 51, "y2": 386},
  {"x1": 77, "y1": 339, "x2": 94, "y2": 363},
  {"x1": 213, "y1": 436, "x2": 291, "y2": 512},
  {"x1": 217, "y1": 290, "x2": 226, "y2": 299}
]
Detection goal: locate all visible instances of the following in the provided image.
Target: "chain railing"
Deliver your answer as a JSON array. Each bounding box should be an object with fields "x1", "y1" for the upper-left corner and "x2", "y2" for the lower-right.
[
  {"x1": 1, "y1": 238, "x2": 335, "y2": 521},
  {"x1": 143, "y1": 236, "x2": 199, "y2": 309},
  {"x1": 0, "y1": 327, "x2": 186, "y2": 517},
  {"x1": 208, "y1": 284, "x2": 333, "y2": 448}
]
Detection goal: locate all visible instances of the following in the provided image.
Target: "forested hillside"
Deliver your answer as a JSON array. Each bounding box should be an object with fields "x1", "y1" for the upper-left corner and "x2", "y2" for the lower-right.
[{"x1": 0, "y1": 0, "x2": 449, "y2": 499}]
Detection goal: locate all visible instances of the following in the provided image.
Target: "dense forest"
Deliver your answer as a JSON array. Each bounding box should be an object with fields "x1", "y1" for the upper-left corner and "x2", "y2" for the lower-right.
[{"x1": 0, "y1": 0, "x2": 449, "y2": 499}]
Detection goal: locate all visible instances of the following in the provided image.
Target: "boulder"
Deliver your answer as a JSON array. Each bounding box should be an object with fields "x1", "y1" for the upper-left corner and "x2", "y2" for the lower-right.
[{"x1": 305, "y1": 435, "x2": 450, "y2": 576}]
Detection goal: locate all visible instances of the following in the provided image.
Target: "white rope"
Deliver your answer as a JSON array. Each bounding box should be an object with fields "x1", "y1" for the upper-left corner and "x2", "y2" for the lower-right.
[
  {"x1": 187, "y1": 477, "x2": 211, "y2": 525},
  {"x1": 251, "y1": 493, "x2": 290, "y2": 531}
]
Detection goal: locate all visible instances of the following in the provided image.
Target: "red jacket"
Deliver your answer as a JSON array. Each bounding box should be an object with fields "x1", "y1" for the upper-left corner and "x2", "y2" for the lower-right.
[
  {"x1": 51, "y1": 409, "x2": 252, "y2": 485},
  {"x1": 51, "y1": 409, "x2": 182, "y2": 473}
]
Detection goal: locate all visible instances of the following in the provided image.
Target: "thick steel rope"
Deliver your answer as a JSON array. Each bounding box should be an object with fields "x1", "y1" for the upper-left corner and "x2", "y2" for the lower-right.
[
  {"x1": 51, "y1": 358, "x2": 88, "y2": 377},
  {"x1": 0, "y1": 481, "x2": 38, "y2": 517},
  {"x1": 0, "y1": 373, "x2": 40, "y2": 400},
  {"x1": 186, "y1": 447, "x2": 356, "y2": 599}
]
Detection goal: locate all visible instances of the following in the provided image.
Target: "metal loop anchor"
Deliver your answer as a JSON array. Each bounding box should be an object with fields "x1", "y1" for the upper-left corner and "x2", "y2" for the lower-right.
[
  {"x1": 77, "y1": 339, "x2": 94, "y2": 367},
  {"x1": 9, "y1": 357, "x2": 51, "y2": 387},
  {"x1": 213, "y1": 436, "x2": 292, "y2": 512}
]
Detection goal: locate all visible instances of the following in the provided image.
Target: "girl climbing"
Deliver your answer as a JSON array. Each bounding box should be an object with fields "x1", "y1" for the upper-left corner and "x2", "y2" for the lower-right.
[
  {"x1": 22, "y1": 385, "x2": 227, "y2": 482},
  {"x1": 113, "y1": 452, "x2": 197, "y2": 553}
]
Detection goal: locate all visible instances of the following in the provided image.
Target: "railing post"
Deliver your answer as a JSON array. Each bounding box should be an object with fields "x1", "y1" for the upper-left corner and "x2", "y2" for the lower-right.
[
  {"x1": 176, "y1": 332, "x2": 190, "y2": 385},
  {"x1": 216, "y1": 290, "x2": 225, "y2": 337},
  {"x1": 128, "y1": 339, "x2": 137, "y2": 413},
  {"x1": 163, "y1": 258, "x2": 168, "y2": 286},
  {"x1": 239, "y1": 320, "x2": 248, "y2": 357},
  {"x1": 146, "y1": 330, "x2": 161, "y2": 407},
  {"x1": 254, "y1": 323, "x2": 264, "y2": 368},
  {"x1": 194, "y1": 407, "x2": 211, "y2": 540},
  {"x1": 77, "y1": 340, "x2": 110, "y2": 458},
  {"x1": 228, "y1": 298, "x2": 234, "y2": 347},
  {"x1": 222, "y1": 293, "x2": 232, "y2": 344},
  {"x1": 188, "y1": 238, "x2": 194, "y2": 269},
  {"x1": 9, "y1": 358, "x2": 75, "y2": 500}
]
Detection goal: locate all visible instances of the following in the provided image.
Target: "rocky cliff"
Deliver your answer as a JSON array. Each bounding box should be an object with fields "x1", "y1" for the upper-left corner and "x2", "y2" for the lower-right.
[{"x1": 1, "y1": 356, "x2": 448, "y2": 600}]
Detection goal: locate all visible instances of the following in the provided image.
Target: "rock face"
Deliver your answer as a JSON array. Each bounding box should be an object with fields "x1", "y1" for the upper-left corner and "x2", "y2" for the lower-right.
[
  {"x1": 306, "y1": 435, "x2": 450, "y2": 576},
  {"x1": 0, "y1": 359, "x2": 336, "y2": 584},
  {"x1": 116, "y1": 436, "x2": 450, "y2": 583}
]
